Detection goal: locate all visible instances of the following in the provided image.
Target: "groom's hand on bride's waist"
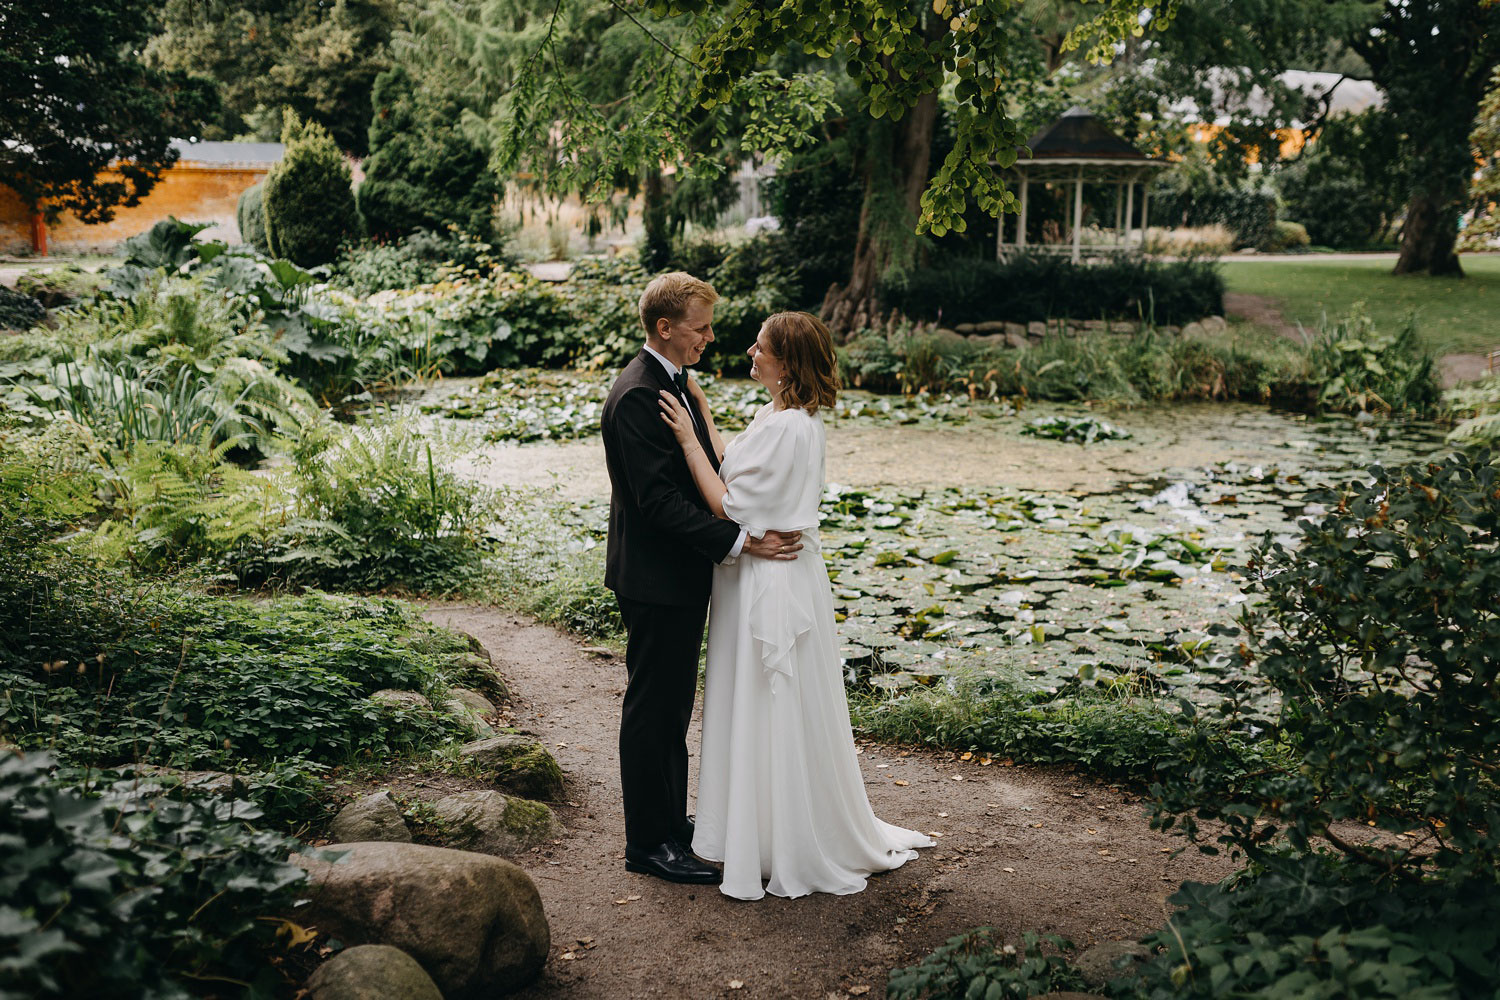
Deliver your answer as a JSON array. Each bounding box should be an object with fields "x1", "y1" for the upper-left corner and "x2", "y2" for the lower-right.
[{"x1": 743, "y1": 530, "x2": 802, "y2": 561}]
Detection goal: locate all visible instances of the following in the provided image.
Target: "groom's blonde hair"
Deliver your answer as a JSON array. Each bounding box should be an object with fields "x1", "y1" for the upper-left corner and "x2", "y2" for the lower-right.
[{"x1": 639, "y1": 271, "x2": 719, "y2": 338}]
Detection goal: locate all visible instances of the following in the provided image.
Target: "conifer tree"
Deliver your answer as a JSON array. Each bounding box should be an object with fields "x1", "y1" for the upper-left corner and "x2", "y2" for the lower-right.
[{"x1": 263, "y1": 111, "x2": 360, "y2": 265}]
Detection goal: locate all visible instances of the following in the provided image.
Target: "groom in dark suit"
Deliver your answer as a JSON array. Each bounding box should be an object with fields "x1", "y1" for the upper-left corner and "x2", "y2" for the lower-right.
[{"x1": 601, "y1": 271, "x2": 803, "y2": 884}]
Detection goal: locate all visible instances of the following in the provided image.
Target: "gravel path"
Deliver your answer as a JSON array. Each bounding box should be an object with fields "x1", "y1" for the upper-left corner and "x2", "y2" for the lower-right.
[{"x1": 420, "y1": 606, "x2": 1231, "y2": 1000}]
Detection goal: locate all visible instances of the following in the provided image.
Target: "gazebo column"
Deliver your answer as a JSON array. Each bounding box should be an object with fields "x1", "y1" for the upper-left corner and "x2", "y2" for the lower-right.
[
  {"x1": 1017, "y1": 174, "x2": 1029, "y2": 250},
  {"x1": 1125, "y1": 180, "x2": 1135, "y2": 251},
  {"x1": 1140, "y1": 184, "x2": 1151, "y2": 250},
  {"x1": 1114, "y1": 182, "x2": 1124, "y2": 246},
  {"x1": 1071, "y1": 168, "x2": 1083, "y2": 264}
]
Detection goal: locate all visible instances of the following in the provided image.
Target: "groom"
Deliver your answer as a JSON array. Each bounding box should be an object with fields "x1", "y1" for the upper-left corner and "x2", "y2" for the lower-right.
[{"x1": 601, "y1": 271, "x2": 803, "y2": 884}]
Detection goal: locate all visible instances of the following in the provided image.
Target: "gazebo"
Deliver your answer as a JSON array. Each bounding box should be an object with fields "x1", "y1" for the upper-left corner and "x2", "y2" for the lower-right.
[{"x1": 996, "y1": 106, "x2": 1168, "y2": 263}]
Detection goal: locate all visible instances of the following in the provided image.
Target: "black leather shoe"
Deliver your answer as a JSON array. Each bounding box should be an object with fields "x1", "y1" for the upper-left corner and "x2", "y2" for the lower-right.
[
  {"x1": 625, "y1": 840, "x2": 720, "y2": 884},
  {"x1": 672, "y1": 815, "x2": 695, "y2": 846}
]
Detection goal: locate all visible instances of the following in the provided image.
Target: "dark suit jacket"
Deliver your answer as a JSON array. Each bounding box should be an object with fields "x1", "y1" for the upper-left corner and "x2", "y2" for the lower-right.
[{"x1": 602, "y1": 349, "x2": 742, "y2": 606}]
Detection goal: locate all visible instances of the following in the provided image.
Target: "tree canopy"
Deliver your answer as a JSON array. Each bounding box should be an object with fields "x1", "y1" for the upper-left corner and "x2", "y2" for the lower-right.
[{"x1": 0, "y1": 0, "x2": 219, "y2": 223}]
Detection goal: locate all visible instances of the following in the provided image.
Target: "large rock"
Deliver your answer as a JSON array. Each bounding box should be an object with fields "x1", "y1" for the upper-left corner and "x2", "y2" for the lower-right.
[
  {"x1": 1074, "y1": 940, "x2": 1150, "y2": 987},
  {"x1": 305, "y1": 945, "x2": 442, "y2": 1000},
  {"x1": 330, "y1": 791, "x2": 411, "y2": 844},
  {"x1": 444, "y1": 699, "x2": 496, "y2": 739},
  {"x1": 293, "y1": 841, "x2": 549, "y2": 998},
  {"x1": 1027, "y1": 320, "x2": 1048, "y2": 338},
  {"x1": 1201, "y1": 314, "x2": 1228, "y2": 334},
  {"x1": 431, "y1": 790, "x2": 563, "y2": 855},
  {"x1": 460, "y1": 734, "x2": 565, "y2": 800},
  {"x1": 448, "y1": 688, "x2": 496, "y2": 717}
]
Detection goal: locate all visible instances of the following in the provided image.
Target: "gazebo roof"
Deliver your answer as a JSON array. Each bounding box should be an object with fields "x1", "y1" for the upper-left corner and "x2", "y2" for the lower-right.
[{"x1": 1018, "y1": 106, "x2": 1159, "y2": 163}]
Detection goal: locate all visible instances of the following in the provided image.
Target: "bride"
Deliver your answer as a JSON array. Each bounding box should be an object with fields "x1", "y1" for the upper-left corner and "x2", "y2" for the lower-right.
[{"x1": 658, "y1": 310, "x2": 933, "y2": 901}]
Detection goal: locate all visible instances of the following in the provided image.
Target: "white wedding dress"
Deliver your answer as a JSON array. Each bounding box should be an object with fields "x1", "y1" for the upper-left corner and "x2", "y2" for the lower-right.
[{"x1": 692, "y1": 402, "x2": 934, "y2": 900}]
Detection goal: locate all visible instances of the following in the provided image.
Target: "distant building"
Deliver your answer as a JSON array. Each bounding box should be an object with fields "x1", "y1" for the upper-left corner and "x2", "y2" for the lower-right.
[{"x1": 0, "y1": 140, "x2": 284, "y2": 256}]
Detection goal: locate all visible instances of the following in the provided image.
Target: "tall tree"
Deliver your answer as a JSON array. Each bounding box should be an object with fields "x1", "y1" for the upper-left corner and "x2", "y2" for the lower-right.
[
  {"x1": 1350, "y1": 0, "x2": 1500, "y2": 275},
  {"x1": 1461, "y1": 66, "x2": 1500, "y2": 252},
  {"x1": 0, "y1": 0, "x2": 218, "y2": 223},
  {"x1": 145, "y1": 0, "x2": 398, "y2": 155}
]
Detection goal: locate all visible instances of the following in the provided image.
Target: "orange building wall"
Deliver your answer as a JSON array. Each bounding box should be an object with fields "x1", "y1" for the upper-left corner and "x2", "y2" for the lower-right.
[{"x1": 0, "y1": 162, "x2": 271, "y2": 256}]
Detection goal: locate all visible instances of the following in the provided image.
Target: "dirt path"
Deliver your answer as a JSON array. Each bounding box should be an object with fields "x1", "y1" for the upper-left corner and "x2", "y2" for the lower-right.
[{"x1": 421, "y1": 605, "x2": 1232, "y2": 1000}]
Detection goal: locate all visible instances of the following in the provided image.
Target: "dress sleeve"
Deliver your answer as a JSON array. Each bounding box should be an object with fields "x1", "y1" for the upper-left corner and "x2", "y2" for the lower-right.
[{"x1": 720, "y1": 410, "x2": 819, "y2": 539}]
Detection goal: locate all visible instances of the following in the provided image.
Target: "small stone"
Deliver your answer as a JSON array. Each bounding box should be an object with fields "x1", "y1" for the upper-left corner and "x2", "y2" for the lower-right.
[
  {"x1": 973, "y1": 320, "x2": 1008, "y2": 334},
  {"x1": 1162, "y1": 325, "x2": 1181, "y2": 336},
  {"x1": 932, "y1": 327, "x2": 964, "y2": 344},
  {"x1": 443, "y1": 700, "x2": 495, "y2": 738},
  {"x1": 1201, "y1": 315, "x2": 1228, "y2": 333},
  {"x1": 330, "y1": 791, "x2": 411, "y2": 844},
  {"x1": 1027, "y1": 320, "x2": 1047, "y2": 337},
  {"x1": 431, "y1": 790, "x2": 564, "y2": 855},
  {"x1": 371, "y1": 690, "x2": 430, "y2": 711},
  {"x1": 954, "y1": 322, "x2": 977, "y2": 333},
  {"x1": 305, "y1": 945, "x2": 442, "y2": 1000},
  {"x1": 1003, "y1": 321, "x2": 1027, "y2": 339},
  {"x1": 1180, "y1": 321, "x2": 1207, "y2": 338},
  {"x1": 460, "y1": 734, "x2": 565, "y2": 800},
  {"x1": 1005, "y1": 331, "x2": 1029, "y2": 350}
]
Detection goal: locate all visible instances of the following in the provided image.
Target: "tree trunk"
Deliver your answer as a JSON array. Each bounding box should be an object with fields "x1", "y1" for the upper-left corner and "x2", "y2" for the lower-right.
[
  {"x1": 822, "y1": 90, "x2": 939, "y2": 337},
  {"x1": 1394, "y1": 193, "x2": 1463, "y2": 276},
  {"x1": 640, "y1": 169, "x2": 671, "y2": 272}
]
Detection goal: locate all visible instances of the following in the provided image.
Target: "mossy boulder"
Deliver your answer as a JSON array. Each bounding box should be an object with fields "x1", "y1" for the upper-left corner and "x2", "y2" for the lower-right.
[
  {"x1": 305, "y1": 944, "x2": 441, "y2": 1000},
  {"x1": 430, "y1": 790, "x2": 562, "y2": 855},
  {"x1": 330, "y1": 790, "x2": 411, "y2": 844},
  {"x1": 459, "y1": 734, "x2": 564, "y2": 801}
]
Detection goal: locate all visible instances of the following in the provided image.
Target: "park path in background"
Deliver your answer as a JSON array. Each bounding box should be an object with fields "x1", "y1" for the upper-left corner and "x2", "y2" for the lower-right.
[{"x1": 422, "y1": 605, "x2": 1231, "y2": 1000}]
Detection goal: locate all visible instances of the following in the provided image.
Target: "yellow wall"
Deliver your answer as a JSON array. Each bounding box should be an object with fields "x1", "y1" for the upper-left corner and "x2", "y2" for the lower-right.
[{"x1": 0, "y1": 162, "x2": 271, "y2": 255}]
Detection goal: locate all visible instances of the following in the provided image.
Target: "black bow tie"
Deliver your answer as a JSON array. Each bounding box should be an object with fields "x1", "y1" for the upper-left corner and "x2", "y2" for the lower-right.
[{"x1": 672, "y1": 370, "x2": 690, "y2": 395}]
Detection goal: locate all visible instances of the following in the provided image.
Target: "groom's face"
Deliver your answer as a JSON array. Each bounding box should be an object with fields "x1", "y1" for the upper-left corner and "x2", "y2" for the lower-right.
[{"x1": 659, "y1": 298, "x2": 715, "y2": 369}]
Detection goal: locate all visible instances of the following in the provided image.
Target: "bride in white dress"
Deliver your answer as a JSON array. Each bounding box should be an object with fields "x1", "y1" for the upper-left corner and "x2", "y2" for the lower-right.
[{"x1": 658, "y1": 310, "x2": 933, "y2": 901}]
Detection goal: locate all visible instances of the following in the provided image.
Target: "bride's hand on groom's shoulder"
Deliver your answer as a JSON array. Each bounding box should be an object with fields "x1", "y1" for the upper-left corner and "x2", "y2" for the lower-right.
[{"x1": 658, "y1": 390, "x2": 698, "y2": 449}]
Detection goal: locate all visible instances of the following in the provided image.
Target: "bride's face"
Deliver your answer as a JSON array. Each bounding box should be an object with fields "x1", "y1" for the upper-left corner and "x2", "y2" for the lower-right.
[{"x1": 747, "y1": 326, "x2": 787, "y2": 390}]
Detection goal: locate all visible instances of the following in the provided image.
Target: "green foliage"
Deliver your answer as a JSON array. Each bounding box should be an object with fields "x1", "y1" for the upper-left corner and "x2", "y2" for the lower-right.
[
  {"x1": 1278, "y1": 110, "x2": 1404, "y2": 250},
  {"x1": 887, "y1": 929, "x2": 1083, "y2": 1000},
  {"x1": 358, "y1": 65, "x2": 500, "y2": 240},
  {"x1": 263, "y1": 110, "x2": 360, "y2": 267},
  {"x1": 331, "y1": 228, "x2": 513, "y2": 296},
  {"x1": 236, "y1": 180, "x2": 269, "y2": 253},
  {"x1": 0, "y1": 285, "x2": 45, "y2": 331},
  {"x1": 1128, "y1": 856, "x2": 1500, "y2": 999},
  {"x1": 1153, "y1": 179, "x2": 1278, "y2": 250},
  {"x1": 881, "y1": 254, "x2": 1225, "y2": 327},
  {"x1": 1461, "y1": 66, "x2": 1500, "y2": 252},
  {"x1": 762, "y1": 140, "x2": 866, "y2": 305},
  {"x1": 1022, "y1": 414, "x2": 1132, "y2": 444},
  {"x1": 14, "y1": 265, "x2": 106, "y2": 308},
  {"x1": 1443, "y1": 372, "x2": 1500, "y2": 450},
  {"x1": 224, "y1": 421, "x2": 504, "y2": 594},
  {"x1": 1301, "y1": 308, "x2": 1439, "y2": 416},
  {"x1": 0, "y1": 752, "x2": 314, "y2": 1000}
]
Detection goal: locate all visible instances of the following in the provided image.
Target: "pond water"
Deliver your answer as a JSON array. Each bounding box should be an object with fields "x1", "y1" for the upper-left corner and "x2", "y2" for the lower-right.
[{"x1": 402, "y1": 372, "x2": 1451, "y2": 712}]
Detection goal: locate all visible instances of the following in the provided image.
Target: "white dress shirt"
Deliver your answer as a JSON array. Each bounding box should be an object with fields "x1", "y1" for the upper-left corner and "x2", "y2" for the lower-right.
[{"x1": 642, "y1": 344, "x2": 747, "y2": 561}]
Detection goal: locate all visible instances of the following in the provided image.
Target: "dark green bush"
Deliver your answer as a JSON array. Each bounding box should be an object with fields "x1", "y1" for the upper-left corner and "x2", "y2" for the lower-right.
[
  {"x1": 1277, "y1": 109, "x2": 1404, "y2": 249},
  {"x1": 0, "y1": 284, "x2": 46, "y2": 331},
  {"x1": 762, "y1": 145, "x2": 864, "y2": 306},
  {"x1": 331, "y1": 228, "x2": 512, "y2": 296},
  {"x1": 887, "y1": 929, "x2": 1084, "y2": 1000},
  {"x1": 0, "y1": 752, "x2": 315, "y2": 1000},
  {"x1": 357, "y1": 66, "x2": 500, "y2": 241},
  {"x1": 1301, "y1": 309, "x2": 1439, "y2": 416},
  {"x1": 236, "y1": 180, "x2": 269, "y2": 253},
  {"x1": 1280, "y1": 173, "x2": 1389, "y2": 249},
  {"x1": 263, "y1": 111, "x2": 360, "y2": 267},
  {"x1": 1153, "y1": 183, "x2": 1278, "y2": 250},
  {"x1": 881, "y1": 254, "x2": 1224, "y2": 327}
]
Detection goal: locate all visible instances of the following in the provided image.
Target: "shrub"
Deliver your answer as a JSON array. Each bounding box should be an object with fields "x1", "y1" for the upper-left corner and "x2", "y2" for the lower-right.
[
  {"x1": 1300, "y1": 307, "x2": 1439, "y2": 415},
  {"x1": 0, "y1": 285, "x2": 45, "y2": 331},
  {"x1": 880, "y1": 254, "x2": 1224, "y2": 328},
  {"x1": 887, "y1": 929, "x2": 1084, "y2": 1000},
  {"x1": 1142, "y1": 224, "x2": 1235, "y2": 256},
  {"x1": 263, "y1": 110, "x2": 360, "y2": 266},
  {"x1": 1266, "y1": 219, "x2": 1310, "y2": 252},
  {"x1": 1443, "y1": 371, "x2": 1500, "y2": 449},
  {"x1": 1277, "y1": 109, "x2": 1404, "y2": 249},
  {"x1": 762, "y1": 144, "x2": 864, "y2": 306},
  {"x1": 1279, "y1": 172, "x2": 1389, "y2": 249},
  {"x1": 236, "y1": 180, "x2": 269, "y2": 253},
  {"x1": 358, "y1": 66, "x2": 500, "y2": 241},
  {"x1": 14, "y1": 265, "x2": 105, "y2": 308},
  {"x1": 0, "y1": 752, "x2": 315, "y2": 1000},
  {"x1": 331, "y1": 228, "x2": 512, "y2": 296}
]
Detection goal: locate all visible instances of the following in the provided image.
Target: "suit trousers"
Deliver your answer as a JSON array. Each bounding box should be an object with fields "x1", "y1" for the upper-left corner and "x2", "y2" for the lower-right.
[{"x1": 616, "y1": 594, "x2": 706, "y2": 849}]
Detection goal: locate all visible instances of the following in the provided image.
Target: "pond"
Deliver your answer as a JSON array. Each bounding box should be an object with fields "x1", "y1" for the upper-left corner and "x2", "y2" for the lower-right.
[{"x1": 402, "y1": 370, "x2": 1451, "y2": 714}]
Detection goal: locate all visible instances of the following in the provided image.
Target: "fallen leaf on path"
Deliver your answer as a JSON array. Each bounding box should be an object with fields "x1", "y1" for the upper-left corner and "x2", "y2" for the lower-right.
[
  {"x1": 937, "y1": 811, "x2": 948, "y2": 818},
  {"x1": 960, "y1": 752, "x2": 973, "y2": 761},
  {"x1": 999, "y1": 758, "x2": 1014, "y2": 767},
  {"x1": 951, "y1": 775, "x2": 964, "y2": 782},
  {"x1": 560, "y1": 952, "x2": 577, "y2": 961},
  {"x1": 1002, "y1": 867, "x2": 1016, "y2": 873},
  {"x1": 849, "y1": 986, "x2": 871, "y2": 995},
  {"x1": 729, "y1": 980, "x2": 744, "y2": 990},
  {"x1": 1030, "y1": 822, "x2": 1043, "y2": 828},
  {"x1": 1086, "y1": 828, "x2": 1097, "y2": 835},
  {"x1": 893, "y1": 780, "x2": 909, "y2": 786},
  {"x1": 980, "y1": 758, "x2": 993, "y2": 766}
]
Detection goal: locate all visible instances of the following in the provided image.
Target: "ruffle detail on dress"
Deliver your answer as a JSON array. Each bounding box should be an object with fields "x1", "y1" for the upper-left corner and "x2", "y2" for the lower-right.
[{"x1": 746, "y1": 563, "x2": 816, "y2": 688}]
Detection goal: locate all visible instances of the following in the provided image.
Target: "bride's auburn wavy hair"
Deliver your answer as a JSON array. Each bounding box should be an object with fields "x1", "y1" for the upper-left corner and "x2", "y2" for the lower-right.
[{"x1": 763, "y1": 311, "x2": 839, "y2": 414}]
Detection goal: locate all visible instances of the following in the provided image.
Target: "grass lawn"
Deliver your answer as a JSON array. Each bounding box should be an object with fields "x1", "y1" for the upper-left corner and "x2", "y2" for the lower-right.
[{"x1": 1220, "y1": 254, "x2": 1500, "y2": 356}]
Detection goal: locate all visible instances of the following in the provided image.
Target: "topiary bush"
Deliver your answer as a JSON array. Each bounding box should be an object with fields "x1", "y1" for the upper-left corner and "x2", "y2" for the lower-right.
[
  {"x1": 0, "y1": 284, "x2": 46, "y2": 331},
  {"x1": 263, "y1": 110, "x2": 360, "y2": 266},
  {"x1": 1266, "y1": 219, "x2": 1310, "y2": 252},
  {"x1": 236, "y1": 179, "x2": 269, "y2": 253},
  {"x1": 881, "y1": 253, "x2": 1224, "y2": 327}
]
